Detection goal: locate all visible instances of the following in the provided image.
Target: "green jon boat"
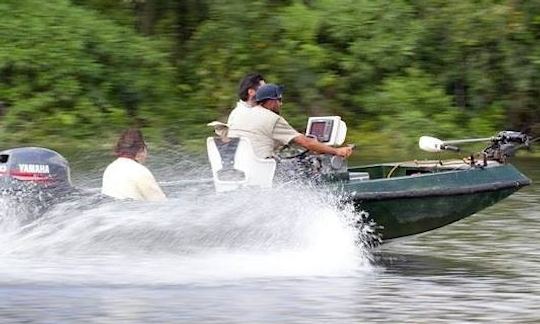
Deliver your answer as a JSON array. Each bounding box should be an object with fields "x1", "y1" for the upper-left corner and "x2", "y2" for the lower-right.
[
  {"x1": 343, "y1": 159, "x2": 531, "y2": 240},
  {"x1": 207, "y1": 116, "x2": 535, "y2": 242}
]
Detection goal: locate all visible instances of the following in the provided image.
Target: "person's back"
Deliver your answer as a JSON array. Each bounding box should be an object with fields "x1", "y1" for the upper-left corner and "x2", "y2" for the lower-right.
[
  {"x1": 227, "y1": 100, "x2": 249, "y2": 126},
  {"x1": 102, "y1": 157, "x2": 165, "y2": 201},
  {"x1": 101, "y1": 128, "x2": 166, "y2": 202}
]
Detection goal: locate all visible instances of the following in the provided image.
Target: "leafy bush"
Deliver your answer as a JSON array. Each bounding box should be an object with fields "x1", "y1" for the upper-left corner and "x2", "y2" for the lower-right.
[{"x1": 0, "y1": 0, "x2": 183, "y2": 147}]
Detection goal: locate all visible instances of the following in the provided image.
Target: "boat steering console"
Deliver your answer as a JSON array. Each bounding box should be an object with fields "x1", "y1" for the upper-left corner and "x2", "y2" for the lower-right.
[{"x1": 274, "y1": 116, "x2": 352, "y2": 182}]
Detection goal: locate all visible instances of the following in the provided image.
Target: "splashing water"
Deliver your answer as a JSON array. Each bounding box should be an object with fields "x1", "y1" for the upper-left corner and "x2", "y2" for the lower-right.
[{"x1": 0, "y1": 174, "x2": 374, "y2": 285}]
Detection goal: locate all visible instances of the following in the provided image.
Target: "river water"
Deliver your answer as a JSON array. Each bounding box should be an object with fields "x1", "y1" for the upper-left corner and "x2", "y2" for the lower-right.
[{"x1": 0, "y1": 154, "x2": 538, "y2": 323}]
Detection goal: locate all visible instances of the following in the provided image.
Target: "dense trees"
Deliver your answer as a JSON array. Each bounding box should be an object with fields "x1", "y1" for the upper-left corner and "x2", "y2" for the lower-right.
[
  {"x1": 1, "y1": 0, "x2": 538, "y2": 152},
  {"x1": 0, "y1": 0, "x2": 185, "y2": 148}
]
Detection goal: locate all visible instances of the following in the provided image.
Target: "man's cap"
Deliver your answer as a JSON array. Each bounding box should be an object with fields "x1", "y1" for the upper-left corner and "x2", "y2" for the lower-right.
[{"x1": 255, "y1": 84, "x2": 284, "y2": 102}]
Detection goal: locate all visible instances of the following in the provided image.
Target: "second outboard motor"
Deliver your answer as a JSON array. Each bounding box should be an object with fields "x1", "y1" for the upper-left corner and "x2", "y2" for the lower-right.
[{"x1": 0, "y1": 147, "x2": 73, "y2": 219}]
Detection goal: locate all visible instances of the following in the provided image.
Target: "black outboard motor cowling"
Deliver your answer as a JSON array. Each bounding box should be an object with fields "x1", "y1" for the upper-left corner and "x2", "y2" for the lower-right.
[
  {"x1": 0, "y1": 147, "x2": 74, "y2": 222},
  {"x1": 0, "y1": 147, "x2": 72, "y2": 189},
  {"x1": 0, "y1": 147, "x2": 73, "y2": 218}
]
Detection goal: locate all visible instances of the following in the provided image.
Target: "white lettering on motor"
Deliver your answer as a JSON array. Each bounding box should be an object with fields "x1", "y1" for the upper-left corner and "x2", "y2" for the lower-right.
[
  {"x1": 18, "y1": 164, "x2": 50, "y2": 174},
  {"x1": 0, "y1": 165, "x2": 6, "y2": 172}
]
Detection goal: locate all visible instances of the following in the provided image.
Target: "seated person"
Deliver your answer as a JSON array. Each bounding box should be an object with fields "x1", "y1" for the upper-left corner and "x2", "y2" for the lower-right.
[
  {"x1": 227, "y1": 84, "x2": 353, "y2": 159},
  {"x1": 227, "y1": 73, "x2": 266, "y2": 125},
  {"x1": 101, "y1": 128, "x2": 166, "y2": 201}
]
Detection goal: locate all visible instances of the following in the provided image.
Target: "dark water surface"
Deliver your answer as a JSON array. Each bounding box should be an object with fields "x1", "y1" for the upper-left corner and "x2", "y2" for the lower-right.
[{"x1": 0, "y1": 155, "x2": 538, "y2": 323}]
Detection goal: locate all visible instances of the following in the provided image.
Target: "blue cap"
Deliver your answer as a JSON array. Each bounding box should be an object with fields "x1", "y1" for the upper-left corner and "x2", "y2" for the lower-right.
[{"x1": 255, "y1": 84, "x2": 284, "y2": 102}]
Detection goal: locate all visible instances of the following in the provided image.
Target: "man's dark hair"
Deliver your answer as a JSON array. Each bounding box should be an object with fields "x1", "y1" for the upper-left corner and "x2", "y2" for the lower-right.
[
  {"x1": 238, "y1": 73, "x2": 264, "y2": 101},
  {"x1": 115, "y1": 128, "x2": 147, "y2": 159}
]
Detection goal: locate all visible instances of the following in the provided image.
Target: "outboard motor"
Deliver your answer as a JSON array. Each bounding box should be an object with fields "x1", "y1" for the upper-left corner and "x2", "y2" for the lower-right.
[
  {"x1": 483, "y1": 131, "x2": 531, "y2": 163},
  {"x1": 0, "y1": 147, "x2": 72, "y2": 188},
  {"x1": 0, "y1": 147, "x2": 73, "y2": 218}
]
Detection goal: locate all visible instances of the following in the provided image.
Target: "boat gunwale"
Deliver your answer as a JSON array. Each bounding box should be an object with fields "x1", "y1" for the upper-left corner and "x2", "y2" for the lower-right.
[
  {"x1": 349, "y1": 178, "x2": 531, "y2": 201},
  {"x1": 347, "y1": 159, "x2": 504, "y2": 174},
  {"x1": 345, "y1": 162, "x2": 532, "y2": 201}
]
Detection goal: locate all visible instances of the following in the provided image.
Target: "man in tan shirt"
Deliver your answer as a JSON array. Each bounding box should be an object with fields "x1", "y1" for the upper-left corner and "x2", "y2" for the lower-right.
[{"x1": 228, "y1": 84, "x2": 353, "y2": 159}]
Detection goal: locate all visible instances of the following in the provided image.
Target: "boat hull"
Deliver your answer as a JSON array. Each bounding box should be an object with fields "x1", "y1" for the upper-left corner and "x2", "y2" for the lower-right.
[{"x1": 343, "y1": 163, "x2": 531, "y2": 240}]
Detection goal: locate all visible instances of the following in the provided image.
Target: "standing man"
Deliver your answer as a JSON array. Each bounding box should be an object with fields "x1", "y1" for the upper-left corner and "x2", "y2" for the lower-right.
[
  {"x1": 227, "y1": 73, "x2": 265, "y2": 125},
  {"x1": 228, "y1": 84, "x2": 353, "y2": 159}
]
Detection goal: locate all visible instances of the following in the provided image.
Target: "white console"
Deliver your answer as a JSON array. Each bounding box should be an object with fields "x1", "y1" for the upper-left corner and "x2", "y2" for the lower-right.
[{"x1": 305, "y1": 116, "x2": 347, "y2": 146}]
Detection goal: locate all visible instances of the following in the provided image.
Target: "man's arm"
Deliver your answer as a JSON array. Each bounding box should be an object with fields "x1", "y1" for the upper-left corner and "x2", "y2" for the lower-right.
[
  {"x1": 293, "y1": 135, "x2": 353, "y2": 158},
  {"x1": 136, "y1": 167, "x2": 167, "y2": 202}
]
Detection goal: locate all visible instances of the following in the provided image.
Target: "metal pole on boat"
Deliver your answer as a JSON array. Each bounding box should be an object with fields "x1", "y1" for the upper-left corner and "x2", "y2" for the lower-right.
[
  {"x1": 443, "y1": 137, "x2": 493, "y2": 145},
  {"x1": 419, "y1": 136, "x2": 493, "y2": 152}
]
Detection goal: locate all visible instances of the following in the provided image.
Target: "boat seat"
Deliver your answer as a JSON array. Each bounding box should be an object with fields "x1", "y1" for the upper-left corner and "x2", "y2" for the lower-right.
[{"x1": 206, "y1": 137, "x2": 276, "y2": 192}]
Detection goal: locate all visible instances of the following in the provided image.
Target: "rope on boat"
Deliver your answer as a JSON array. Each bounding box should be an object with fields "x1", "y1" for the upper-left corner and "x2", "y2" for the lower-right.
[
  {"x1": 386, "y1": 159, "x2": 476, "y2": 178},
  {"x1": 386, "y1": 164, "x2": 400, "y2": 178}
]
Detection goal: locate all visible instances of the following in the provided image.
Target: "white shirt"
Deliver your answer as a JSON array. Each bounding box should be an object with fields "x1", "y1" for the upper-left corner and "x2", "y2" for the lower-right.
[
  {"x1": 227, "y1": 100, "x2": 250, "y2": 125},
  {"x1": 228, "y1": 105, "x2": 301, "y2": 158},
  {"x1": 101, "y1": 157, "x2": 166, "y2": 201}
]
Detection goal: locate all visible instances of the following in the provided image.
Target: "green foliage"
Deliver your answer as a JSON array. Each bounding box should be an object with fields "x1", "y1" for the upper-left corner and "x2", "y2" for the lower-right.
[
  {"x1": 359, "y1": 69, "x2": 462, "y2": 151},
  {"x1": 318, "y1": 0, "x2": 420, "y2": 80},
  {"x1": 1, "y1": 0, "x2": 539, "y2": 155},
  {"x1": 0, "y1": 0, "x2": 184, "y2": 147}
]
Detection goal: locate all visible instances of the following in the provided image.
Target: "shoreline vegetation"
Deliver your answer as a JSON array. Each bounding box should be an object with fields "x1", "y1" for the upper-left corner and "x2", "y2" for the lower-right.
[{"x1": 1, "y1": 0, "x2": 539, "y2": 159}]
